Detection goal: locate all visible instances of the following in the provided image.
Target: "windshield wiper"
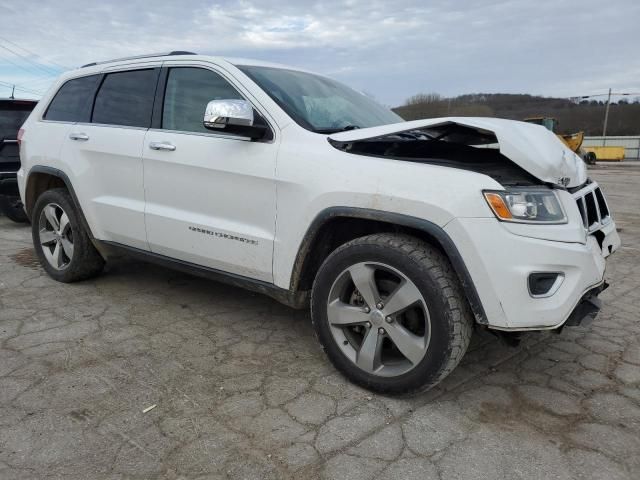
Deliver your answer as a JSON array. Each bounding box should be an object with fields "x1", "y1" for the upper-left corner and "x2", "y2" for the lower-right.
[{"x1": 314, "y1": 125, "x2": 361, "y2": 134}]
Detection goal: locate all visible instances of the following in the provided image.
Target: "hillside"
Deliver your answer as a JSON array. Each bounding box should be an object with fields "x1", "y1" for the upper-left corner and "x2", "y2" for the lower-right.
[{"x1": 393, "y1": 93, "x2": 640, "y2": 136}]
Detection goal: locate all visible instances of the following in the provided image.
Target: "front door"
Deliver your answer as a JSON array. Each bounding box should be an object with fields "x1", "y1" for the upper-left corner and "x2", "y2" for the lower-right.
[{"x1": 142, "y1": 66, "x2": 278, "y2": 282}]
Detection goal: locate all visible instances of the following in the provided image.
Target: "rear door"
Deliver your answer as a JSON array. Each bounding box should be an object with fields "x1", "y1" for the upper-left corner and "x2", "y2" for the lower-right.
[
  {"x1": 60, "y1": 67, "x2": 160, "y2": 249},
  {"x1": 142, "y1": 64, "x2": 278, "y2": 281}
]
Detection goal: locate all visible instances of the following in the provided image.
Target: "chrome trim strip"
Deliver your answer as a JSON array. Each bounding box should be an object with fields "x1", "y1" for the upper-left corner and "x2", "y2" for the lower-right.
[
  {"x1": 74, "y1": 122, "x2": 149, "y2": 131},
  {"x1": 39, "y1": 120, "x2": 75, "y2": 125},
  {"x1": 147, "y1": 128, "x2": 252, "y2": 143}
]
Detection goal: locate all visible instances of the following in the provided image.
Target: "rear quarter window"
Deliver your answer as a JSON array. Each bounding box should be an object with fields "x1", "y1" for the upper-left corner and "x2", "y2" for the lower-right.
[{"x1": 44, "y1": 75, "x2": 99, "y2": 122}]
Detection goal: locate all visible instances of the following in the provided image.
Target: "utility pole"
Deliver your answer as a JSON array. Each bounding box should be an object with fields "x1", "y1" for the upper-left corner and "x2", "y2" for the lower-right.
[
  {"x1": 10, "y1": 84, "x2": 15, "y2": 99},
  {"x1": 602, "y1": 87, "x2": 611, "y2": 146}
]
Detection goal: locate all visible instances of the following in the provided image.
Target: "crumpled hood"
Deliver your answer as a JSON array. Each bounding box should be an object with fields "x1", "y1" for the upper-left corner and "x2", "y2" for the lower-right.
[{"x1": 329, "y1": 117, "x2": 587, "y2": 188}]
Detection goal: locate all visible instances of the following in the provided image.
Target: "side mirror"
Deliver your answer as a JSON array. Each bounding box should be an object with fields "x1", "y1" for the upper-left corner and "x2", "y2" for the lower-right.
[
  {"x1": 204, "y1": 99, "x2": 254, "y2": 129},
  {"x1": 203, "y1": 99, "x2": 267, "y2": 140}
]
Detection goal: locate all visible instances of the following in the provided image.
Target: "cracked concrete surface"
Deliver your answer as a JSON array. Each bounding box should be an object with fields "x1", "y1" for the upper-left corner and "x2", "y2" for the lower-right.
[{"x1": 1, "y1": 164, "x2": 639, "y2": 479}]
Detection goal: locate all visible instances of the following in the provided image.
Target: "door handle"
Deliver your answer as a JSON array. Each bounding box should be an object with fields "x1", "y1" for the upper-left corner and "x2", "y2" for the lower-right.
[
  {"x1": 149, "y1": 142, "x2": 176, "y2": 151},
  {"x1": 69, "y1": 132, "x2": 89, "y2": 141}
]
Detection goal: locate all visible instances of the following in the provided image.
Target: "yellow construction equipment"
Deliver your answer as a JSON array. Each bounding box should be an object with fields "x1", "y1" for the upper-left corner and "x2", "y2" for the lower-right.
[
  {"x1": 524, "y1": 117, "x2": 595, "y2": 164},
  {"x1": 582, "y1": 146, "x2": 625, "y2": 162}
]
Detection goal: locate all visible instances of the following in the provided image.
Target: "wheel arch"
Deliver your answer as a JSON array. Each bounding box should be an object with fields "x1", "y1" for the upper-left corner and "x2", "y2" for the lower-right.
[
  {"x1": 25, "y1": 166, "x2": 95, "y2": 240},
  {"x1": 291, "y1": 207, "x2": 488, "y2": 324}
]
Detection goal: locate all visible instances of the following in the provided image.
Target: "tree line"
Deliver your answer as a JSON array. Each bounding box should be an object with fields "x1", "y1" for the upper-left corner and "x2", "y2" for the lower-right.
[{"x1": 392, "y1": 93, "x2": 640, "y2": 136}]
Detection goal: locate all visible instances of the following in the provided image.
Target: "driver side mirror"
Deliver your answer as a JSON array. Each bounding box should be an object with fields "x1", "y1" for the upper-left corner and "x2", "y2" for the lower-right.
[{"x1": 203, "y1": 99, "x2": 267, "y2": 140}]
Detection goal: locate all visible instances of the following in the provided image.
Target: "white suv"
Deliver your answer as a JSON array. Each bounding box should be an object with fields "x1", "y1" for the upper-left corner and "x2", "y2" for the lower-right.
[{"x1": 17, "y1": 52, "x2": 620, "y2": 393}]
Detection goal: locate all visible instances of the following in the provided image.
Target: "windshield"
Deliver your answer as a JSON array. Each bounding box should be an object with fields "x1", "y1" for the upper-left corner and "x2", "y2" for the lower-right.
[{"x1": 238, "y1": 66, "x2": 402, "y2": 133}]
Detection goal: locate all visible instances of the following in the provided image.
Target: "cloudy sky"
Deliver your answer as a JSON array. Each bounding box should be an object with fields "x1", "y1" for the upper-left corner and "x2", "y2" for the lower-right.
[{"x1": 1, "y1": 0, "x2": 639, "y2": 106}]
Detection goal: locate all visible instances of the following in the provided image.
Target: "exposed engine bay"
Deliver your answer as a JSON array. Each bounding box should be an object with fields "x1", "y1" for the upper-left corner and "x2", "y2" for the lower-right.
[
  {"x1": 329, "y1": 124, "x2": 540, "y2": 187},
  {"x1": 328, "y1": 117, "x2": 588, "y2": 189}
]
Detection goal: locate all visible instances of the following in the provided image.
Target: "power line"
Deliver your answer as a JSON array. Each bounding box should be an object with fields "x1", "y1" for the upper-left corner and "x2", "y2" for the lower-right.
[
  {"x1": 0, "y1": 35, "x2": 69, "y2": 70},
  {"x1": 0, "y1": 51, "x2": 59, "y2": 81},
  {"x1": 576, "y1": 92, "x2": 640, "y2": 98},
  {"x1": 0, "y1": 35, "x2": 69, "y2": 71},
  {"x1": 0, "y1": 37, "x2": 64, "y2": 94},
  {"x1": 0, "y1": 45, "x2": 60, "y2": 75},
  {"x1": 0, "y1": 43, "x2": 61, "y2": 77},
  {"x1": 0, "y1": 80, "x2": 43, "y2": 95},
  {"x1": 0, "y1": 38, "x2": 65, "y2": 95},
  {"x1": 0, "y1": 62, "x2": 57, "y2": 93},
  {"x1": 12, "y1": 75, "x2": 57, "y2": 85},
  {"x1": 0, "y1": 80, "x2": 43, "y2": 97}
]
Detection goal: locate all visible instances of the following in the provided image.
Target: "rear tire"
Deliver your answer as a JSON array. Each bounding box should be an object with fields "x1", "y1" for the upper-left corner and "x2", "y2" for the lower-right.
[
  {"x1": 311, "y1": 233, "x2": 473, "y2": 394},
  {"x1": 0, "y1": 195, "x2": 29, "y2": 223},
  {"x1": 31, "y1": 188, "x2": 104, "y2": 282}
]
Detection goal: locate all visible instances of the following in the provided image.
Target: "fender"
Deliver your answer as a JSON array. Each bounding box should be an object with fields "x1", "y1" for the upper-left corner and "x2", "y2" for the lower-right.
[
  {"x1": 291, "y1": 207, "x2": 488, "y2": 324},
  {"x1": 25, "y1": 165, "x2": 95, "y2": 240}
]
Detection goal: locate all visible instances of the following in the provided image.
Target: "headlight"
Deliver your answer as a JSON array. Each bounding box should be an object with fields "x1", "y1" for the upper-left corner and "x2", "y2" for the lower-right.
[{"x1": 483, "y1": 188, "x2": 567, "y2": 224}]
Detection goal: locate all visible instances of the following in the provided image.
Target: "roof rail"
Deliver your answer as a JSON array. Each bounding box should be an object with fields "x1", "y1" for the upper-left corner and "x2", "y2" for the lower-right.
[{"x1": 81, "y1": 51, "x2": 197, "y2": 68}]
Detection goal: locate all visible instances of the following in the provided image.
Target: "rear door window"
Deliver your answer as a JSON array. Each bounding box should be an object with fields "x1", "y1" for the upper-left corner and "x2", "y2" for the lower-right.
[
  {"x1": 43, "y1": 75, "x2": 99, "y2": 122},
  {"x1": 92, "y1": 69, "x2": 159, "y2": 128}
]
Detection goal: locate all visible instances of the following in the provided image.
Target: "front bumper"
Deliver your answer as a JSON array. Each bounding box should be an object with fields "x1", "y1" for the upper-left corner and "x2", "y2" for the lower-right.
[
  {"x1": 564, "y1": 282, "x2": 607, "y2": 327},
  {"x1": 444, "y1": 215, "x2": 620, "y2": 330}
]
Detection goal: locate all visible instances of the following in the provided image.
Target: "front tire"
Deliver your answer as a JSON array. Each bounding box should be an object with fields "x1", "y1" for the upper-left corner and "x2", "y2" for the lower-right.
[
  {"x1": 311, "y1": 233, "x2": 473, "y2": 394},
  {"x1": 32, "y1": 188, "x2": 104, "y2": 282}
]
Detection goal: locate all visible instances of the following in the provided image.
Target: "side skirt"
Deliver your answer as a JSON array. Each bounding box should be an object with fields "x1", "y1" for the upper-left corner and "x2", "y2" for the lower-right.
[{"x1": 97, "y1": 240, "x2": 309, "y2": 309}]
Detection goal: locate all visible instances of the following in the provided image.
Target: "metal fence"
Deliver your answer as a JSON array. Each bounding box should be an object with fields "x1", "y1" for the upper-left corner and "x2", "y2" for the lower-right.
[{"x1": 583, "y1": 136, "x2": 640, "y2": 161}]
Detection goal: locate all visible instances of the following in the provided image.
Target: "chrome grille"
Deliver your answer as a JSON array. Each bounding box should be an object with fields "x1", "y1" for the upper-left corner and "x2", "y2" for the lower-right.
[{"x1": 573, "y1": 183, "x2": 611, "y2": 232}]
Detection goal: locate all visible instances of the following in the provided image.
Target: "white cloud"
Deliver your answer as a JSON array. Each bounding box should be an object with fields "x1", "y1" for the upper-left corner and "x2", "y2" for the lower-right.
[{"x1": 1, "y1": 0, "x2": 639, "y2": 104}]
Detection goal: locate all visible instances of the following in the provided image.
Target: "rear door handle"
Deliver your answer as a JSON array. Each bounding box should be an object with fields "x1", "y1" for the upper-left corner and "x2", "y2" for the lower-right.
[
  {"x1": 69, "y1": 132, "x2": 89, "y2": 141},
  {"x1": 149, "y1": 142, "x2": 176, "y2": 151}
]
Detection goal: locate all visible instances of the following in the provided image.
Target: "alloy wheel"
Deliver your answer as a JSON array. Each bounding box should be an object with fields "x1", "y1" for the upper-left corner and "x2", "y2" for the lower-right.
[
  {"x1": 38, "y1": 203, "x2": 74, "y2": 270},
  {"x1": 326, "y1": 262, "x2": 431, "y2": 377}
]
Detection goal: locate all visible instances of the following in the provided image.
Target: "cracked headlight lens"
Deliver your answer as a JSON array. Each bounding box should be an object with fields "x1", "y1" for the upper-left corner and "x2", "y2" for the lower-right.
[{"x1": 483, "y1": 188, "x2": 567, "y2": 224}]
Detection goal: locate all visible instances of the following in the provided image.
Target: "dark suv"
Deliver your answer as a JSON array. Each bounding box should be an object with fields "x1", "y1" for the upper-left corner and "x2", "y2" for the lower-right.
[{"x1": 0, "y1": 98, "x2": 37, "y2": 222}]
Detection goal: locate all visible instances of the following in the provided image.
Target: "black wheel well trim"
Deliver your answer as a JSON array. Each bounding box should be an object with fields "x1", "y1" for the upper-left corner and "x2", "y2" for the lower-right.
[
  {"x1": 25, "y1": 165, "x2": 95, "y2": 241},
  {"x1": 290, "y1": 206, "x2": 488, "y2": 325}
]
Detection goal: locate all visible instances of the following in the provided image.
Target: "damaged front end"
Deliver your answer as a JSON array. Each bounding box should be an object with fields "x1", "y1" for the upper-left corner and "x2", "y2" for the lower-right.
[{"x1": 328, "y1": 117, "x2": 588, "y2": 189}]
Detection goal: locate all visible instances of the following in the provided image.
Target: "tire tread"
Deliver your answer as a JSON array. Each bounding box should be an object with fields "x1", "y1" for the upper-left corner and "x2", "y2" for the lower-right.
[
  {"x1": 311, "y1": 232, "x2": 474, "y2": 394},
  {"x1": 32, "y1": 188, "x2": 104, "y2": 282}
]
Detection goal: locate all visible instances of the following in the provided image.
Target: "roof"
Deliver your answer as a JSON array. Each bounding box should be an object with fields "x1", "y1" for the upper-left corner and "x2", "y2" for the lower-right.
[{"x1": 75, "y1": 51, "x2": 309, "y2": 74}]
